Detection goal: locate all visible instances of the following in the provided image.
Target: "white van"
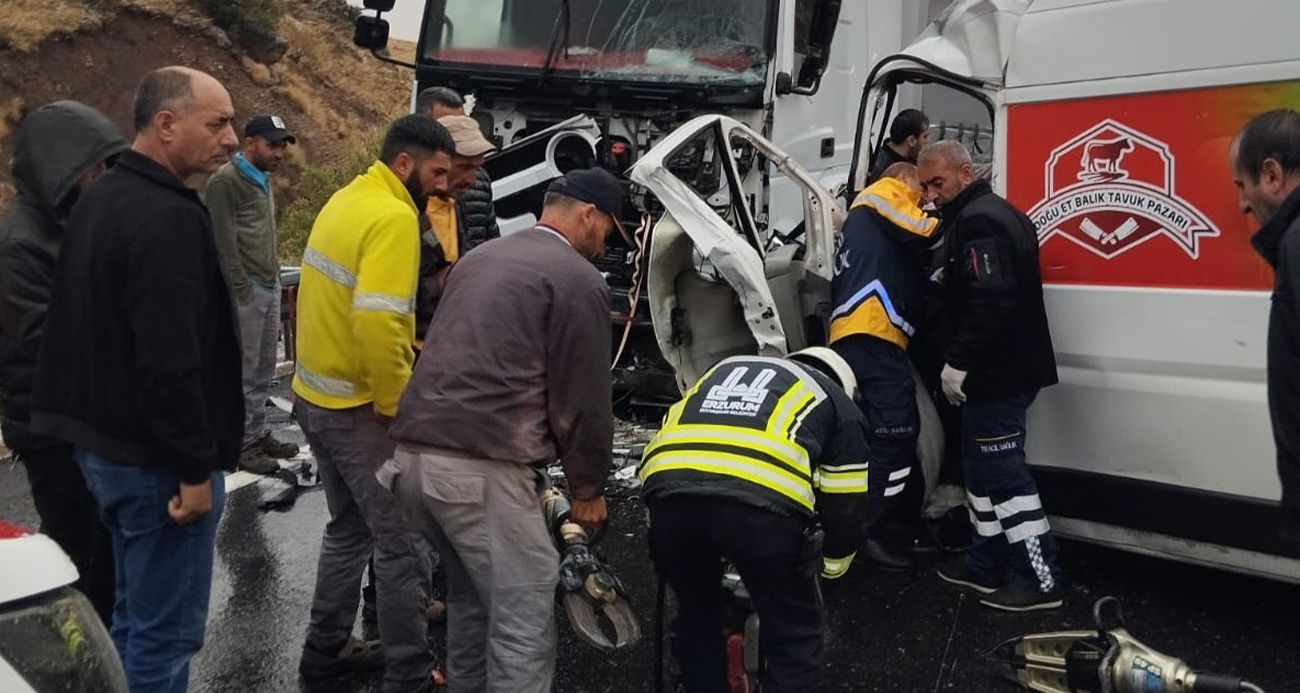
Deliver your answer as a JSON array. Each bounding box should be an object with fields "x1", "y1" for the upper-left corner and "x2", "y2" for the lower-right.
[{"x1": 633, "y1": 0, "x2": 1300, "y2": 583}]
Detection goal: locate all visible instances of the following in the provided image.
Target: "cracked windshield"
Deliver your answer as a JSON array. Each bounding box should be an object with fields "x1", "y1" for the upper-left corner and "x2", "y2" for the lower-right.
[{"x1": 423, "y1": 0, "x2": 774, "y2": 84}]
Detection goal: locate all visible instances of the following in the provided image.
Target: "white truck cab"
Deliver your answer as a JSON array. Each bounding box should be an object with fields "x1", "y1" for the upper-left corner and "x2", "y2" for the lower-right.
[
  {"x1": 635, "y1": 0, "x2": 1300, "y2": 582},
  {"x1": 354, "y1": 0, "x2": 937, "y2": 411}
]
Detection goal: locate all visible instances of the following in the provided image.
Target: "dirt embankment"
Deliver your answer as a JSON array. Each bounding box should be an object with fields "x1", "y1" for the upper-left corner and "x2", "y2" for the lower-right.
[{"x1": 0, "y1": 1, "x2": 415, "y2": 211}]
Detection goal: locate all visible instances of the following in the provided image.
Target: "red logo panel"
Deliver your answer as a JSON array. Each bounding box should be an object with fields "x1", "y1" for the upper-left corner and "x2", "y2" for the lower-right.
[{"x1": 1008, "y1": 86, "x2": 1281, "y2": 291}]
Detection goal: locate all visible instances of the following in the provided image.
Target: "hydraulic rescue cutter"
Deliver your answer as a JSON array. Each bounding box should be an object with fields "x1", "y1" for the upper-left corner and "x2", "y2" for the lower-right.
[
  {"x1": 541, "y1": 487, "x2": 641, "y2": 652},
  {"x1": 988, "y1": 596, "x2": 1266, "y2": 693}
]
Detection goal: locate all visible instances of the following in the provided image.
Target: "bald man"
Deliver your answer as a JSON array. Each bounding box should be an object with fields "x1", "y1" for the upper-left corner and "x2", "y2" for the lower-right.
[
  {"x1": 916, "y1": 141, "x2": 1063, "y2": 612},
  {"x1": 32, "y1": 66, "x2": 243, "y2": 692}
]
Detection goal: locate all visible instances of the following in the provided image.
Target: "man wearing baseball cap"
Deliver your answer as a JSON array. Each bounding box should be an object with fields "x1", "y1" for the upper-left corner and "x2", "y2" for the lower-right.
[
  {"x1": 384, "y1": 168, "x2": 620, "y2": 692},
  {"x1": 413, "y1": 115, "x2": 498, "y2": 341},
  {"x1": 206, "y1": 114, "x2": 298, "y2": 474}
]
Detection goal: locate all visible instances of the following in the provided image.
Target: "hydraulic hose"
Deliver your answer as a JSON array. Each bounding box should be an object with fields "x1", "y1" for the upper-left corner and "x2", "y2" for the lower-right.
[{"x1": 1190, "y1": 674, "x2": 1265, "y2": 693}]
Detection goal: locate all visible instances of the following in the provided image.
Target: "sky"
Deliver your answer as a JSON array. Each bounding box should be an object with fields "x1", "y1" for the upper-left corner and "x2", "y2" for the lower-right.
[{"x1": 347, "y1": 0, "x2": 424, "y2": 41}]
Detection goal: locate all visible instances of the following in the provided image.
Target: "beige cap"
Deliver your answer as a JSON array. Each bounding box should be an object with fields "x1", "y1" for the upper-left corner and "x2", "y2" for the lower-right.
[{"x1": 438, "y1": 115, "x2": 496, "y2": 157}]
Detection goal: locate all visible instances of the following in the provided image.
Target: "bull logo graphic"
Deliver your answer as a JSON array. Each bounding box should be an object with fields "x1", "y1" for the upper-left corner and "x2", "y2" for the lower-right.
[
  {"x1": 1028, "y1": 119, "x2": 1219, "y2": 259},
  {"x1": 1078, "y1": 136, "x2": 1134, "y2": 182}
]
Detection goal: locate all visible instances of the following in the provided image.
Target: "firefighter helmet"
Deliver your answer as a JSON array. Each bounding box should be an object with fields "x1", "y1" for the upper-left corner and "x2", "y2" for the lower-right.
[{"x1": 787, "y1": 347, "x2": 857, "y2": 401}]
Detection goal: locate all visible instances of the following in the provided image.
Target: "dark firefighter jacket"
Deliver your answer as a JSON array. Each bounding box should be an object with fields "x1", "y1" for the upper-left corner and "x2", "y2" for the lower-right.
[
  {"x1": 938, "y1": 179, "x2": 1058, "y2": 400},
  {"x1": 0, "y1": 101, "x2": 127, "y2": 450},
  {"x1": 639, "y1": 356, "x2": 872, "y2": 579},
  {"x1": 829, "y1": 176, "x2": 939, "y2": 350}
]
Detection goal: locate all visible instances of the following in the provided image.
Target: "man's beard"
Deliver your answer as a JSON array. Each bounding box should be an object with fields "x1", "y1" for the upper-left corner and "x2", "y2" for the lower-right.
[
  {"x1": 248, "y1": 153, "x2": 276, "y2": 173},
  {"x1": 403, "y1": 173, "x2": 428, "y2": 208}
]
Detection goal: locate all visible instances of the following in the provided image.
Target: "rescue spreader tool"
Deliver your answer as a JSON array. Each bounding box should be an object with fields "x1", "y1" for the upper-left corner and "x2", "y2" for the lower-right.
[
  {"x1": 541, "y1": 487, "x2": 641, "y2": 652},
  {"x1": 988, "y1": 596, "x2": 1266, "y2": 693}
]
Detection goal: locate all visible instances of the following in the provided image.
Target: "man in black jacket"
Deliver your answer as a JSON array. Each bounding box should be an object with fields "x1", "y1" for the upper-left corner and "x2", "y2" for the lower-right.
[
  {"x1": 1231, "y1": 109, "x2": 1300, "y2": 548},
  {"x1": 0, "y1": 100, "x2": 126, "y2": 625},
  {"x1": 414, "y1": 86, "x2": 499, "y2": 249},
  {"x1": 869, "y1": 108, "x2": 930, "y2": 181},
  {"x1": 31, "y1": 66, "x2": 242, "y2": 693},
  {"x1": 917, "y1": 141, "x2": 1063, "y2": 612}
]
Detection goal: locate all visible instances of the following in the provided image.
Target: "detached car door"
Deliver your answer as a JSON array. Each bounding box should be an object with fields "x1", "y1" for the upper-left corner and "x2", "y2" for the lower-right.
[{"x1": 629, "y1": 115, "x2": 842, "y2": 391}]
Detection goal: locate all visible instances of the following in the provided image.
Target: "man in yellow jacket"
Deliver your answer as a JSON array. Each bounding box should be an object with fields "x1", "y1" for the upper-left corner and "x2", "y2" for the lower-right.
[
  {"x1": 293, "y1": 114, "x2": 454, "y2": 693},
  {"x1": 829, "y1": 163, "x2": 939, "y2": 570}
]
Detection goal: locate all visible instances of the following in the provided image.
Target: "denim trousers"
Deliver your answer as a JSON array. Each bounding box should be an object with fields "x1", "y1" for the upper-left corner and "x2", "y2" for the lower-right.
[{"x1": 76, "y1": 449, "x2": 224, "y2": 693}]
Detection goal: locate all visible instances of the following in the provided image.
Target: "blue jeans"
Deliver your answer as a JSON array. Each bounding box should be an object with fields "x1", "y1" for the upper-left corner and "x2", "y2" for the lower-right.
[
  {"x1": 961, "y1": 391, "x2": 1061, "y2": 592},
  {"x1": 76, "y1": 449, "x2": 225, "y2": 693}
]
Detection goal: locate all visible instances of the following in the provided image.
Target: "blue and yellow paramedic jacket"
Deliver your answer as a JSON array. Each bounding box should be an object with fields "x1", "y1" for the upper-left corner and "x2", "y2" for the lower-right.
[
  {"x1": 639, "y1": 356, "x2": 872, "y2": 580},
  {"x1": 829, "y1": 177, "x2": 940, "y2": 349}
]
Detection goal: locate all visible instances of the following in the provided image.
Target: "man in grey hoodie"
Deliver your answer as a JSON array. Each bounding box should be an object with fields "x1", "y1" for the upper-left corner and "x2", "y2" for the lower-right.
[{"x1": 0, "y1": 100, "x2": 127, "y2": 624}]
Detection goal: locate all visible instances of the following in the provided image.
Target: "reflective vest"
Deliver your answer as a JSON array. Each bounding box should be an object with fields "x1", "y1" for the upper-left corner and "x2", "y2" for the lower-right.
[{"x1": 640, "y1": 356, "x2": 872, "y2": 579}]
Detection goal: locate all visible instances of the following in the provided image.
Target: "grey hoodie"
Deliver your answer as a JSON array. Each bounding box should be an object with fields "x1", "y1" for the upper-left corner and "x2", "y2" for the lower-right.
[{"x1": 0, "y1": 100, "x2": 127, "y2": 448}]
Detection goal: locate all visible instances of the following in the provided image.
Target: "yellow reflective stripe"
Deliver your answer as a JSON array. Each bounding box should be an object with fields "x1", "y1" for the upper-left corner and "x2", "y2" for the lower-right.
[
  {"x1": 854, "y1": 192, "x2": 938, "y2": 236},
  {"x1": 302, "y1": 247, "x2": 357, "y2": 288},
  {"x1": 820, "y1": 463, "x2": 869, "y2": 473},
  {"x1": 822, "y1": 552, "x2": 856, "y2": 579},
  {"x1": 640, "y1": 450, "x2": 815, "y2": 511},
  {"x1": 814, "y1": 467, "x2": 869, "y2": 494},
  {"x1": 767, "y1": 383, "x2": 811, "y2": 435},
  {"x1": 295, "y1": 363, "x2": 355, "y2": 398},
  {"x1": 645, "y1": 424, "x2": 811, "y2": 472},
  {"x1": 663, "y1": 399, "x2": 688, "y2": 428},
  {"x1": 788, "y1": 389, "x2": 818, "y2": 439},
  {"x1": 352, "y1": 291, "x2": 414, "y2": 314}
]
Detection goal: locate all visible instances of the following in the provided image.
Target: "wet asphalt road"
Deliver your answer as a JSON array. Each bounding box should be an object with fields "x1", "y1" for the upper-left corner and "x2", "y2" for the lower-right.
[{"x1": 2, "y1": 383, "x2": 1299, "y2": 692}]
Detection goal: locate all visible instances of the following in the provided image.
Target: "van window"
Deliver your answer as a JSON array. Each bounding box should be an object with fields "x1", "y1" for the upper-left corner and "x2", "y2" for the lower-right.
[{"x1": 869, "y1": 82, "x2": 994, "y2": 179}]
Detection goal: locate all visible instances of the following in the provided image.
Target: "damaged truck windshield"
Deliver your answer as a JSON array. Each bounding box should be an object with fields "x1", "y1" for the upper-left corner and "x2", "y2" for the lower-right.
[{"x1": 421, "y1": 0, "x2": 775, "y2": 87}]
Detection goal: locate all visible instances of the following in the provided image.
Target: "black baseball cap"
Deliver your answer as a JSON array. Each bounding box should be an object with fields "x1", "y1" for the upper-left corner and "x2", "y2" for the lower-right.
[
  {"x1": 244, "y1": 114, "x2": 296, "y2": 144},
  {"x1": 547, "y1": 168, "x2": 630, "y2": 243}
]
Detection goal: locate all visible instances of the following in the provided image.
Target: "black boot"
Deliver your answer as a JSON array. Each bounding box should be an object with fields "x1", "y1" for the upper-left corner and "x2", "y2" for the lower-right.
[{"x1": 862, "y1": 536, "x2": 913, "y2": 571}]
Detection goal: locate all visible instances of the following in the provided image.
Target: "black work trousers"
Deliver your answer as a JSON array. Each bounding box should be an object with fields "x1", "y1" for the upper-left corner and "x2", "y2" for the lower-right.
[
  {"x1": 20, "y1": 442, "x2": 116, "y2": 624},
  {"x1": 833, "y1": 335, "x2": 920, "y2": 530},
  {"x1": 647, "y1": 495, "x2": 822, "y2": 693}
]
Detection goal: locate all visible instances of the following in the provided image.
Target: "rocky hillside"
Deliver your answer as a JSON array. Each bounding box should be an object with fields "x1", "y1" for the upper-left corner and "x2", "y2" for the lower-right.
[{"x1": 0, "y1": 0, "x2": 416, "y2": 256}]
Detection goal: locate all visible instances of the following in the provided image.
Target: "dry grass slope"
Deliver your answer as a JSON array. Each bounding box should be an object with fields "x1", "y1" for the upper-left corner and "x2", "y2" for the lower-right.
[
  {"x1": 0, "y1": 0, "x2": 105, "y2": 51},
  {"x1": 0, "y1": 0, "x2": 414, "y2": 261}
]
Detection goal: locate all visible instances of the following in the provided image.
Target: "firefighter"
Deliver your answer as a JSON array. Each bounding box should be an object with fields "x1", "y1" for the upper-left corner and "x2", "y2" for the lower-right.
[
  {"x1": 828, "y1": 162, "x2": 940, "y2": 571},
  {"x1": 640, "y1": 348, "x2": 871, "y2": 693}
]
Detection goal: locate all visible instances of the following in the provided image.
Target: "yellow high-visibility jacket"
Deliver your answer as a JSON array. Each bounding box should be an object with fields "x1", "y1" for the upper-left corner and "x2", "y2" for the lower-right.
[{"x1": 292, "y1": 162, "x2": 419, "y2": 415}]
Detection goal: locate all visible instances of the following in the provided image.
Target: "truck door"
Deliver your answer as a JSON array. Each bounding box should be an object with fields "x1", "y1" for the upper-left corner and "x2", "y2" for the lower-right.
[{"x1": 630, "y1": 115, "x2": 841, "y2": 390}]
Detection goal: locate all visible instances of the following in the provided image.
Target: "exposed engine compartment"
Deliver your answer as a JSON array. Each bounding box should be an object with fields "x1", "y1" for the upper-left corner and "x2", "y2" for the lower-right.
[{"x1": 476, "y1": 105, "x2": 743, "y2": 415}]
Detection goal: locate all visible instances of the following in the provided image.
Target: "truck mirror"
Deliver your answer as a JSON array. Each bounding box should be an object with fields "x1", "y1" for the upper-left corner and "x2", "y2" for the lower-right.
[
  {"x1": 354, "y1": 15, "x2": 390, "y2": 51},
  {"x1": 791, "y1": 0, "x2": 842, "y2": 95},
  {"x1": 362, "y1": 0, "x2": 396, "y2": 10},
  {"x1": 775, "y1": 72, "x2": 794, "y2": 96}
]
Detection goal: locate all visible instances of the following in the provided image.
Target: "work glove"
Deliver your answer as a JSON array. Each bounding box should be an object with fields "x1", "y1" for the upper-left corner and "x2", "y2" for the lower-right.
[{"x1": 941, "y1": 364, "x2": 968, "y2": 406}]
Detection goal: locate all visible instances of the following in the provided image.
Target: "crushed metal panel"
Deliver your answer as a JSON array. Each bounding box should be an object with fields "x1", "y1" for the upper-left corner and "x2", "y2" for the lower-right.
[
  {"x1": 633, "y1": 114, "x2": 844, "y2": 386},
  {"x1": 633, "y1": 116, "x2": 788, "y2": 387},
  {"x1": 736, "y1": 132, "x2": 844, "y2": 282},
  {"x1": 874, "y1": 0, "x2": 1030, "y2": 85}
]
